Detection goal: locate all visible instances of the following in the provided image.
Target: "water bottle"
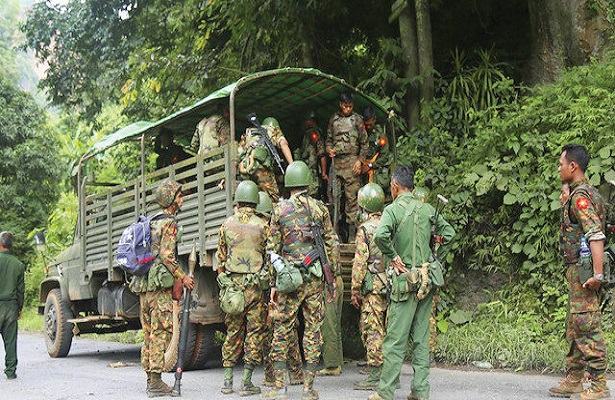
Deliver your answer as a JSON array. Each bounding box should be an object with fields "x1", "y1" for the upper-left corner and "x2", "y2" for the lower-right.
[
  {"x1": 270, "y1": 252, "x2": 286, "y2": 273},
  {"x1": 579, "y1": 237, "x2": 591, "y2": 263}
]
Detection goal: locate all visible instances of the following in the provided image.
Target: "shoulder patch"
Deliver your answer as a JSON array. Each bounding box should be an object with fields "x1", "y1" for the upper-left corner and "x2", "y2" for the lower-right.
[{"x1": 576, "y1": 197, "x2": 590, "y2": 211}]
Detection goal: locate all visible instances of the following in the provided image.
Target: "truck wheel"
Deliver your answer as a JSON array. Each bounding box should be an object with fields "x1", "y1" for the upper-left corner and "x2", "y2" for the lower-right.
[
  {"x1": 189, "y1": 325, "x2": 217, "y2": 369},
  {"x1": 44, "y1": 288, "x2": 74, "y2": 358}
]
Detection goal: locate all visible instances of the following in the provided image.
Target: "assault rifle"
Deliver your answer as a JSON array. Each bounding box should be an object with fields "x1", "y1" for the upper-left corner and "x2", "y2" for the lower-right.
[
  {"x1": 247, "y1": 113, "x2": 285, "y2": 175},
  {"x1": 173, "y1": 242, "x2": 197, "y2": 395},
  {"x1": 430, "y1": 194, "x2": 449, "y2": 261},
  {"x1": 327, "y1": 158, "x2": 340, "y2": 233}
]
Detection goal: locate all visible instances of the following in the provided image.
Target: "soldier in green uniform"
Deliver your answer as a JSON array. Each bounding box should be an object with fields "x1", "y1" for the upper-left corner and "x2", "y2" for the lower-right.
[
  {"x1": 154, "y1": 128, "x2": 191, "y2": 170},
  {"x1": 549, "y1": 144, "x2": 610, "y2": 400},
  {"x1": 293, "y1": 114, "x2": 327, "y2": 198},
  {"x1": 368, "y1": 166, "x2": 455, "y2": 400},
  {"x1": 350, "y1": 184, "x2": 389, "y2": 391},
  {"x1": 217, "y1": 181, "x2": 269, "y2": 396},
  {"x1": 264, "y1": 161, "x2": 339, "y2": 400},
  {"x1": 239, "y1": 117, "x2": 294, "y2": 202},
  {"x1": 257, "y1": 191, "x2": 305, "y2": 388},
  {"x1": 190, "y1": 105, "x2": 231, "y2": 155},
  {"x1": 129, "y1": 179, "x2": 195, "y2": 398},
  {"x1": 361, "y1": 107, "x2": 392, "y2": 191},
  {"x1": 0, "y1": 231, "x2": 24, "y2": 380},
  {"x1": 326, "y1": 91, "x2": 369, "y2": 241}
]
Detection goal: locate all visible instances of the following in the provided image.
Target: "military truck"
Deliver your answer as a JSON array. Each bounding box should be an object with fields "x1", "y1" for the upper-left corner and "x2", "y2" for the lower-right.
[{"x1": 39, "y1": 68, "x2": 396, "y2": 369}]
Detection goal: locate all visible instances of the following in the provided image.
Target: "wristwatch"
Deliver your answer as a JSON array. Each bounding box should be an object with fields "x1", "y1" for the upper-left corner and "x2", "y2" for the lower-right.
[{"x1": 594, "y1": 273, "x2": 605, "y2": 282}]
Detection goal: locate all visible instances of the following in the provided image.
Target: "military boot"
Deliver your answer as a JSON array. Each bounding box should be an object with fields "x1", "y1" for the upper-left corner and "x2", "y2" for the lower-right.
[
  {"x1": 570, "y1": 373, "x2": 611, "y2": 400},
  {"x1": 148, "y1": 372, "x2": 178, "y2": 398},
  {"x1": 302, "y1": 370, "x2": 319, "y2": 400},
  {"x1": 262, "y1": 369, "x2": 288, "y2": 400},
  {"x1": 240, "y1": 365, "x2": 261, "y2": 397},
  {"x1": 354, "y1": 366, "x2": 380, "y2": 391},
  {"x1": 222, "y1": 367, "x2": 234, "y2": 395},
  {"x1": 368, "y1": 393, "x2": 385, "y2": 400},
  {"x1": 549, "y1": 370, "x2": 585, "y2": 398},
  {"x1": 315, "y1": 366, "x2": 342, "y2": 376},
  {"x1": 289, "y1": 368, "x2": 304, "y2": 385}
]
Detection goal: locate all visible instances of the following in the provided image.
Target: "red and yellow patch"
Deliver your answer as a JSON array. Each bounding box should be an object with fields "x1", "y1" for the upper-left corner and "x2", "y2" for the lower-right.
[{"x1": 576, "y1": 197, "x2": 590, "y2": 210}]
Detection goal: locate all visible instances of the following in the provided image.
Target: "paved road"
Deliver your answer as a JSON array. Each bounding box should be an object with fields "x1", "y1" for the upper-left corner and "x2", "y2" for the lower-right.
[{"x1": 0, "y1": 332, "x2": 606, "y2": 400}]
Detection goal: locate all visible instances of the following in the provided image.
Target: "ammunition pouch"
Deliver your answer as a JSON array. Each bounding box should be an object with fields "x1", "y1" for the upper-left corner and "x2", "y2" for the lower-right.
[
  {"x1": 302, "y1": 249, "x2": 324, "y2": 282},
  {"x1": 428, "y1": 259, "x2": 445, "y2": 288},
  {"x1": 361, "y1": 271, "x2": 374, "y2": 296},
  {"x1": 390, "y1": 262, "x2": 435, "y2": 302},
  {"x1": 217, "y1": 273, "x2": 245, "y2": 315},
  {"x1": 275, "y1": 258, "x2": 304, "y2": 294}
]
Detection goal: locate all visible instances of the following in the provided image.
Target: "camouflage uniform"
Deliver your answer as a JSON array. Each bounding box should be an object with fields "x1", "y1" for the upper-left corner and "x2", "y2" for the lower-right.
[
  {"x1": 560, "y1": 179, "x2": 607, "y2": 378},
  {"x1": 266, "y1": 190, "x2": 339, "y2": 394},
  {"x1": 238, "y1": 126, "x2": 287, "y2": 202},
  {"x1": 217, "y1": 206, "x2": 268, "y2": 369},
  {"x1": 262, "y1": 307, "x2": 304, "y2": 384},
  {"x1": 130, "y1": 214, "x2": 187, "y2": 374},
  {"x1": 191, "y1": 114, "x2": 231, "y2": 155},
  {"x1": 351, "y1": 213, "x2": 388, "y2": 369},
  {"x1": 326, "y1": 111, "x2": 369, "y2": 225},
  {"x1": 363, "y1": 124, "x2": 392, "y2": 190},
  {"x1": 293, "y1": 126, "x2": 325, "y2": 198}
]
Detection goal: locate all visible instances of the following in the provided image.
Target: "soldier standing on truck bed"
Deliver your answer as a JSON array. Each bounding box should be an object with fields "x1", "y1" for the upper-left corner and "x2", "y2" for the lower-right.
[
  {"x1": 293, "y1": 113, "x2": 327, "y2": 199},
  {"x1": 264, "y1": 161, "x2": 339, "y2": 400},
  {"x1": 129, "y1": 179, "x2": 195, "y2": 398},
  {"x1": 216, "y1": 181, "x2": 269, "y2": 397},
  {"x1": 326, "y1": 90, "x2": 369, "y2": 242},
  {"x1": 190, "y1": 104, "x2": 231, "y2": 156},
  {"x1": 238, "y1": 116, "x2": 294, "y2": 203}
]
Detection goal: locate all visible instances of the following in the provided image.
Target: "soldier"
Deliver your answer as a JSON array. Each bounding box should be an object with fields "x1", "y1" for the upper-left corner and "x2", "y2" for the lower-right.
[
  {"x1": 155, "y1": 128, "x2": 191, "y2": 170},
  {"x1": 217, "y1": 181, "x2": 269, "y2": 396},
  {"x1": 0, "y1": 231, "x2": 24, "y2": 381},
  {"x1": 264, "y1": 161, "x2": 339, "y2": 400},
  {"x1": 350, "y1": 184, "x2": 389, "y2": 391},
  {"x1": 293, "y1": 114, "x2": 327, "y2": 198},
  {"x1": 129, "y1": 179, "x2": 195, "y2": 398},
  {"x1": 326, "y1": 90, "x2": 369, "y2": 241},
  {"x1": 190, "y1": 104, "x2": 231, "y2": 155},
  {"x1": 257, "y1": 191, "x2": 305, "y2": 388},
  {"x1": 361, "y1": 107, "x2": 392, "y2": 191},
  {"x1": 549, "y1": 144, "x2": 610, "y2": 400},
  {"x1": 238, "y1": 117, "x2": 294, "y2": 202},
  {"x1": 368, "y1": 166, "x2": 455, "y2": 400}
]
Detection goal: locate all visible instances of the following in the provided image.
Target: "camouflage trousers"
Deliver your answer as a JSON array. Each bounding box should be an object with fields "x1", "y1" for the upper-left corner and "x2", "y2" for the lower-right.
[
  {"x1": 565, "y1": 311, "x2": 607, "y2": 372},
  {"x1": 139, "y1": 289, "x2": 173, "y2": 373},
  {"x1": 222, "y1": 283, "x2": 266, "y2": 368},
  {"x1": 263, "y1": 302, "x2": 303, "y2": 378},
  {"x1": 359, "y1": 292, "x2": 387, "y2": 368},
  {"x1": 241, "y1": 166, "x2": 279, "y2": 203},
  {"x1": 334, "y1": 155, "x2": 361, "y2": 225},
  {"x1": 271, "y1": 280, "x2": 324, "y2": 368}
]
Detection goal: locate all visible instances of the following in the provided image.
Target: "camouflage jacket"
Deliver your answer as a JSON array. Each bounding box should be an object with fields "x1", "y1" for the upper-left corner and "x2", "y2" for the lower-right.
[
  {"x1": 351, "y1": 213, "x2": 388, "y2": 296},
  {"x1": 560, "y1": 178, "x2": 606, "y2": 313},
  {"x1": 238, "y1": 125, "x2": 286, "y2": 173},
  {"x1": 191, "y1": 114, "x2": 230, "y2": 155},
  {"x1": 130, "y1": 213, "x2": 186, "y2": 293},
  {"x1": 217, "y1": 206, "x2": 268, "y2": 274},
  {"x1": 326, "y1": 111, "x2": 368, "y2": 159},
  {"x1": 266, "y1": 191, "x2": 339, "y2": 284},
  {"x1": 293, "y1": 127, "x2": 325, "y2": 172}
]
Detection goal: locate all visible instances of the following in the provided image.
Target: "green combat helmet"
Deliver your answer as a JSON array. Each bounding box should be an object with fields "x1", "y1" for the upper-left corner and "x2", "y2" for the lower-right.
[
  {"x1": 256, "y1": 191, "x2": 273, "y2": 218},
  {"x1": 155, "y1": 179, "x2": 182, "y2": 208},
  {"x1": 285, "y1": 161, "x2": 313, "y2": 188},
  {"x1": 235, "y1": 180, "x2": 259, "y2": 205},
  {"x1": 262, "y1": 117, "x2": 280, "y2": 128},
  {"x1": 357, "y1": 183, "x2": 385, "y2": 213},
  {"x1": 414, "y1": 186, "x2": 429, "y2": 203}
]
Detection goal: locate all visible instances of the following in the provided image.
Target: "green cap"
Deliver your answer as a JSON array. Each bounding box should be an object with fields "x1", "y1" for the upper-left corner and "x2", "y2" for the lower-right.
[
  {"x1": 358, "y1": 183, "x2": 385, "y2": 213},
  {"x1": 284, "y1": 161, "x2": 312, "y2": 188},
  {"x1": 235, "y1": 180, "x2": 259, "y2": 205}
]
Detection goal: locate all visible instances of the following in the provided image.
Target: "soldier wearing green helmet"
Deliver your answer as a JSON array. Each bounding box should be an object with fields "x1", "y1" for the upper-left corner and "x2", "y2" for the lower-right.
[
  {"x1": 293, "y1": 113, "x2": 327, "y2": 198},
  {"x1": 217, "y1": 180, "x2": 269, "y2": 396},
  {"x1": 264, "y1": 161, "x2": 339, "y2": 400},
  {"x1": 238, "y1": 116, "x2": 294, "y2": 202},
  {"x1": 350, "y1": 183, "x2": 389, "y2": 391},
  {"x1": 256, "y1": 191, "x2": 274, "y2": 219}
]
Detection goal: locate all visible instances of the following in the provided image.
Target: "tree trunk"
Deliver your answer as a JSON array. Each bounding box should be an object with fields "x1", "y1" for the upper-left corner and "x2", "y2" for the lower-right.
[
  {"x1": 398, "y1": 1, "x2": 420, "y2": 128},
  {"x1": 415, "y1": 0, "x2": 434, "y2": 103}
]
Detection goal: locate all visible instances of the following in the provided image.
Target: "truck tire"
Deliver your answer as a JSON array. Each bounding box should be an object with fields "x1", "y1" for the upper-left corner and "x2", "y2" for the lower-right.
[
  {"x1": 189, "y1": 325, "x2": 218, "y2": 369},
  {"x1": 44, "y1": 288, "x2": 74, "y2": 358}
]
